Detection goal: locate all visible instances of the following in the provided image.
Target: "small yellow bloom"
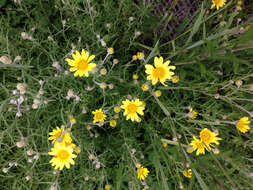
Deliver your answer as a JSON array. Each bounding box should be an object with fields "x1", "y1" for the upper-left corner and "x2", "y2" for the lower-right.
[
  {"x1": 136, "y1": 162, "x2": 141, "y2": 168},
  {"x1": 237, "y1": 0, "x2": 242, "y2": 5},
  {"x1": 89, "y1": 154, "x2": 95, "y2": 160},
  {"x1": 114, "y1": 106, "x2": 121, "y2": 113},
  {"x1": 211, "y1": 0, "x2": 226, "y2": 10},
  {"x1": 121, "y1": 99, "x2": 145, "y2": 122},
  {"x1": 100, "y1": 82, "x2": 107, "y2": 89},
  {"x1": 137, "y1": 52, "x2": 144, "y2": 60},
  {"x1": 163, "y1": 143, "x2": 167, "y2": 148},
  {"x1": 137, "y1": 167, "x2": 149, "y2": 180},
  {"x1": 110, "y1": 120, "x2": 117, "y2": 127},
  {"x1": 74, "y1": 146, "x2": 81, "y2": 154},
  {"x1": 245, "y1": 25, "x2": 251, "y2": 31},
  {"x1": 200, "y1": 128, "x2": 222, "y2": 146},
  {"x1": 48, "y1": 142, "x2": 77, "y2": 170},
  {"x1": 172, "y1": 75, "x2": 179, "y2": 83},
  {"x1": 186, "y1": 146, "x2": 194, "y2": 153},
  {"x1": 236, "y1": 117, "x2": 251, "y2": 133},
  {"x1": 145, "y1": 56, "x2": 176, "y2": 86},
  {"x1": 190, "y1": 136, "x2": 210, "y2": 156},
  {"x1": 105, "y1": 184, "x2": 111, "y2": 190},
  {"x1": 132, "y1": 55, "x2": 137, "y2": 60},
  {"x1": 107, "y1": 47, "x2": 114, "y2": 54},
  {"x1": 188, "y1": 108, "x2": 198, "y2": 119},
  {"x1": 154, "y1": 90, "x2": 162, "y2": 97},
  {"x1": 141, "y1": 83, "x2": 149, "y2": 91},
  {"x1": 100, "y1": 68, "x2": 107, "y2": 75},
  {"x1": 133, "y1": 74, "x2": 139, "y2": 80},
  {"x1": 68, "y1": 115, "x2": 76, "y2": 125},
  {"x1": 235, "y1": 80, "x2": 243, "y2": 88},
  {"x1": 183, "y1": 169, "x2": 192, "y2": 178},
  {"x1": 92, "y1": 108, "x2": 106, "y2": 123},
  {"x1": 66, "y1": 49, "x2": 96, "y2": 77}
]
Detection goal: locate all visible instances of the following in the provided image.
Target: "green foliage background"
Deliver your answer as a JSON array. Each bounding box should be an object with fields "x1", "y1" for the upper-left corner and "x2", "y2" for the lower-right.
[{"x1": 0, "y1": 0, "x2": 253, "y2": 189}]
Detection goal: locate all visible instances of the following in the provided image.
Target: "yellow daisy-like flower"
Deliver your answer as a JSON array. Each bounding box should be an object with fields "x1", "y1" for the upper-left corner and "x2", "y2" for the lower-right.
[
  {"x1": 211, "y1": 0, "x2": 226, "y2": 10},
  {"x1": 114, "y1": 106, "x2": 121, "y2": 113},
  {"x1": 133, "y1": 74, "x2": 139, "y2": 80},
  {"x1": 172, "y1": 75, "x2": 179, "y2": 83},
  {"x1": 66, "y1": 49, "x2": 96, "y2": 77},
  {"x1": 137, "y1": 167, "x2": 149, "y2": 180},
  {"x1": 92, "y1": 108, "x2": 106, "y2": 123},
  {"x1": 141, "y1": 83, "x2": 149, "y2": 91},
  {"x1": 188, "y1": 108, "x2": 198, "y2": 119},
  {"x1": 190, "y1": 136, "x2": 210, "y2": 156},
  {"x1": 132, "y1": 55, "x2": 137, "y2": 61},
  {"x1": 48, "y1": 127, "x2": 72, "y2": 145},
  {"x1": 109, "y1": 120, "x2": 117, "y2": 127},
  {"x1": 183, "y1": 169, "x2": 192, "y2": 178},
  {"x1": 154, "y1": 90, "x2": 162, "y2": 97},
  {"x1": 105, "y1": 184, "x2": 111, "y2": 190},
  {"x1": 200, "y1": 128, "x2": 222, "y2": 146},
  {"x1": 137, "y1": 52, "x2": 144, "y2": 60},
  {"x1": 145, "y1": 56, "x2": 176, "y2": 86},
  {"x1": 186, "y1": 146, "x2": 194, "y2": 153},
  {"x1": 107, "y1": 47, "x2": 114, "y2": 54},
  {"x1": 48, "y1": 142, "x2": 77, "y2": 170},
  {"x1": 121, "y1": 99, "x2": 145, "y2": 122},
  {"x1": 236, "y1": 117, "x2": 251, "y2": 133}
]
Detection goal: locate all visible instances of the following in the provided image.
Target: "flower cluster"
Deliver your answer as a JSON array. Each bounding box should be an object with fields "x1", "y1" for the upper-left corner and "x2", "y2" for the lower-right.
[
  {"x1": 189, "y1": 128, "x2": 222, "y2": 156},
  {"x1": 48, "y1": 125, "x2": 80, "y2": 170}
]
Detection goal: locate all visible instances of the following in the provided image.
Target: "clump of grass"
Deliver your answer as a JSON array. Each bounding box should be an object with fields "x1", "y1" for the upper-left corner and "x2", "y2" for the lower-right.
[{"x1": 0, "y1": 0, "x2": 253, "y2": 190}]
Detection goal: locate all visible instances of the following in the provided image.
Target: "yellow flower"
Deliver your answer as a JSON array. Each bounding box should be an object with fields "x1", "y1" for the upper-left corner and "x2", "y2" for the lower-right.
[
  {"x1": 200, "y1": 128, "x2": 222, "y2": 146},
  {"x1": 141, "y1": 83, "x2": 149, "y2": 91},
  {"x1": 100, "y1": 68, "x2": 107, "y2": 75},
  {"x1": 211, "y1": 0, "x2": 226, "y2": 10},
  {"x1": 137, "y1": 167, "x2": 149, "y2": 180},
  {"x1": 137, "y1": 52, "x2": 144, "y2": 60},
  {"x1": 186, "y1": 146, "x2": 194, "y2": 153},
  {"x1": 163, "y1": 143, "x2": 167, "y2": 148},
  {"x1": 154, "y1": 90, "x2": 162, "y2": 97},
  {"x1": 48, "y1": 127, "x2": 72, "y2": 145},
  {"x1": 121, "y1": 99, "x2": 145, "y2": 122},
  {"x1": 133, "y1": 74, "x2": 139, "y2": 80},
  {"x1": 68, "y1": 115, "x2": 76, "y2": 125},
  {"x1": 48, "y1": 142, "x2": 77, "y2": 170},
  {"x1": 105, "y1": 184, "x2": 111, "y2": 190},
  {"x1": 100, "y1": 82, "x2": 107, "y2": 89},
  {"x1": 236, "y1": 117, "x2": 250, "y2": 133},
  {"x1": 183, "y1": 169, "x2": 192, "y2": 178},
  {"x1": 235, "y1": 80, "x2": 243, "y2": 88},
  {"x1": 188, "y1": 108, "x2": 198, "y2": 119},
  {"x1": 145, "y1": 56, "x2": 176, "y2": 86},
  {"x1": 190, "y1": 136, "x2": 210, "y2": 156},
  {"x1": 74, "y1": 146, "x2": 81, "y2": 154},
  {"x1": 132, "y1": 55, "x2": 137, "y2": 61},
  {"x1": 110, "y1": 120, "x2": 117, "y2": 127},
  {"x1": 136, "y1": 162, "x2": 141, "y2": 168},
  {"x1": 92, "y1": 108, "x2": 106, "y2": 123},
  {"x1": 107, "y1": 47, "x2": 114, "y2": 54},
  {"x1": 66, "y1": 49, "x2": 96, "y2": 77},
  {"x1": 172, "y1": 75, "x2": 179, "y2": 83},
  {"x1": 245, "y1": 25, "x2": 250, "y2": 31},
  {"x1": 114, "y1": 106, "x2": 121, "y2": 113}
]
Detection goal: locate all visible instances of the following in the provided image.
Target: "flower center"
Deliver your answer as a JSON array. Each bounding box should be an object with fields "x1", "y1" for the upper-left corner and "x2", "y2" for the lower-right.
[
  {"x1": 200, "y1": 132, "x2": 211, "y2": 143},
  {"x1": 95, "y1": 112, "x2": 104, "y2": 120},
  {"x1": 57, "y1": 149, "x2": 70, "y2": 161},
  {"x1": 152, "y1": 66, "x2": 166, "y2": 79},
  {"x1": 126, "y1": 103, "x2": 137, "y2": 114},
  {"x1": 77, "y1": 59, "x2": 88, "y2": 71}
]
